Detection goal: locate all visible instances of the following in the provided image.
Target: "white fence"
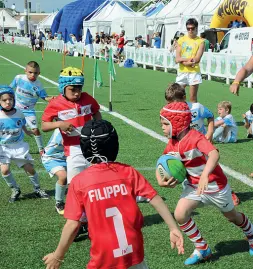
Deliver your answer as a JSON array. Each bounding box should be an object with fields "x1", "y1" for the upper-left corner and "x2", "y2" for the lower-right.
[{"x1": 4, "y1": 36, "x2": 253, "y2": 87}]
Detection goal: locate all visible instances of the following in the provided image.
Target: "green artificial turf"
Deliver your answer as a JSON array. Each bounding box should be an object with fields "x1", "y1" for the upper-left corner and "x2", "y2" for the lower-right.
[{"x1": 0, "y1": 43, "x2": 252, "y2": 269}]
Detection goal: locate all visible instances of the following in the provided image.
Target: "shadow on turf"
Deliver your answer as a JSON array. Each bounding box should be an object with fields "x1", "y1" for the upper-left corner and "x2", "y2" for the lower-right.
[
  {"x1": 211, "y1": 239, "x2": 249, "y2": 261},
  {"x1": 144, "y1": 212, "x2": 199, "y2": 227}
]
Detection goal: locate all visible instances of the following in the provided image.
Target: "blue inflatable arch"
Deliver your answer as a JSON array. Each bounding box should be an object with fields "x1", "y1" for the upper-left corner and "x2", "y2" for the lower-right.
[{"x1": 51, "y1": 0, "x2": 106, "y2": 41}]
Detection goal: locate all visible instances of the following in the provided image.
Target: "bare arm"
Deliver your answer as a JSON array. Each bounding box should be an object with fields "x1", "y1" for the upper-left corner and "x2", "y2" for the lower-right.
[
  {"x1": 175, "y1": 44, "x2": 188, "y2": 63},
  {"x1": 192, "y1": 42, "x2": 205, "y2": 63},
  {"x1": 149, "y1": 195, "x2": 184, "y2": 254},
  {"x1": 43, "y1": 220, "x2": 80, "y2": 269},
  {"x1": 234, "y1": 56, "x2": 253, "y2": 82},
  {"x1": 214, "y1": 119, "x2": 225, "y2": 127},
  {"x1": 197, "y1": 149, "x2": 219, "y2": 195},
  {"x1": 230, "y1": 56, "x2": 253, "y2": 96},
  {"x1": 44, "y1": 96, "x2": 55, "y2": 102},
  {"x1": 205, "y1": 117, "x2": 214, "y2": 141},
  {"x1": 93, "y1": 111, "x2": 102, "y2": 120}
]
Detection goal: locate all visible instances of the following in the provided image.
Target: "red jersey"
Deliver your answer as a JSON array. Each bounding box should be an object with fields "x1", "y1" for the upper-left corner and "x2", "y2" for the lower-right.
[
  {"x1": 64, "y1": 162, "x2": 157, "y2": 269},
  {"x1": 42, "y1": 93, "x2": 100, "y2": 156},
  {"x1": 118, "y1": 37, "x2": 125, "y2": 49},
  {"x1": 163, "y1": 129, "x2": 227, "y2": 193}
]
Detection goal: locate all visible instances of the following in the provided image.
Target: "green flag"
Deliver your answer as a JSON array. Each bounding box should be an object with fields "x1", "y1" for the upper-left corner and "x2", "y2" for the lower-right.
[
  {"x1": 94, "y1": 58, "x2": 103, "y2": 88},
  {"x1": 108, "y1": 48, "x2": 116, "y2": 81}
]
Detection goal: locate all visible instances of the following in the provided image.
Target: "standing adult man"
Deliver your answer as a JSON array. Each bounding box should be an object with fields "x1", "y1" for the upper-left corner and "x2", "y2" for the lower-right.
[{"x1": 175, "y1": 18, "x2": 204, "y2": 103}]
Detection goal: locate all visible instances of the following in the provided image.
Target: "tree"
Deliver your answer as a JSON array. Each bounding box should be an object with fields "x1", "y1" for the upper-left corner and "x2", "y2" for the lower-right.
[
  {"x1": 0, "y1": 1, "x2": 5, "y2": 8},
  {"x1": 129, "y1": 1, "x2": 147, "y2": 12}
]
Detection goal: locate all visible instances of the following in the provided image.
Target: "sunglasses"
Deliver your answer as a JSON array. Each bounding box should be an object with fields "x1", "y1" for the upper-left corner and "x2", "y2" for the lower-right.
[{"x1": 187, "y1": 27, "x2": 196, "y2": 31}]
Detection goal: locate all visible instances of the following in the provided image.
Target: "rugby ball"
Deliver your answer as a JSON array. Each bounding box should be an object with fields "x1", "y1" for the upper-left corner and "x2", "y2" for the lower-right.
[{"x1": 156, "y1": 155, "x2": 186, "y2": 183}]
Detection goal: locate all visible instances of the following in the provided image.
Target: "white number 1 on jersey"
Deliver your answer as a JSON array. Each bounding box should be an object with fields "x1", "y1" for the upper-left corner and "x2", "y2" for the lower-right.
[{"x1": 106, "y1": 207, "x2": 133, "y2": 258}]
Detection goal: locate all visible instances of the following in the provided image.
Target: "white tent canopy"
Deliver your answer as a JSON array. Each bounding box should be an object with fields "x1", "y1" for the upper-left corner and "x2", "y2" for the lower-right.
[
  {"x1": 37, "y1": 11, "x2": 58, "y2": 31},
  {"x1": 0, "y1": 9, "x2": 17, "y2": 31},
  {"x1": 83, "y1": 0, "x2": 136, "y2": 37}
]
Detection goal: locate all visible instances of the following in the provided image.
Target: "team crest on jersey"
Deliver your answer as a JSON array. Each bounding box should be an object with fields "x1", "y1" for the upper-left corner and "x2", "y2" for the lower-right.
[
  {"x1": 16, "y1": 119, "x2": 22, "y2": 127},
  {"x1": 33, "y1": 86, "x2": 38, "y2": 92}
]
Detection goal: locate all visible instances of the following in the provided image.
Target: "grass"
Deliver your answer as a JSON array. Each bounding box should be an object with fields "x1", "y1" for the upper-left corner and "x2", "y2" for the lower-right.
[{"x1": 0, "y1": 43, "x2": 253, "y2": 268}]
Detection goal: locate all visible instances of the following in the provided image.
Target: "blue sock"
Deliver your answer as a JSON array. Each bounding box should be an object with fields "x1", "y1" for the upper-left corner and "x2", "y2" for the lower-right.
[
  {"x1": 55, "y1": 182, "x2": 66, "y2": 203},
  {"x1": 28, "y1": 173, "x2": 40, "y2": 190},
  {"x1": 2, "y1": 173, "x2": 19, "y2": 189}
]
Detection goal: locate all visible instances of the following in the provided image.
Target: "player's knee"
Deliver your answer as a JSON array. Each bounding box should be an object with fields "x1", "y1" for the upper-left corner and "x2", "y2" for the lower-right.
[
  {"x1": 33, "y1": 128, "x2": 40, "y2": 135},
  {"x1": 57, "y1": 171, "x2": 67, "y2": 185},
  {"x1": 23, "y1": 164, "x2": 36, "y2": 175},
  {"x1": 174, "y1": 208, "x2": 188, "y2": 224},
  {"x1": 1, "y1": 169, "x2": 10, "y2": 176}
]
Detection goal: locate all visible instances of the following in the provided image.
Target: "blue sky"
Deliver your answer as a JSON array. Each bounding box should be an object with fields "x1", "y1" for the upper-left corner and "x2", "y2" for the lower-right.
[{"x1": 7, "y1": 0, "x2": 74, "y2": 13}]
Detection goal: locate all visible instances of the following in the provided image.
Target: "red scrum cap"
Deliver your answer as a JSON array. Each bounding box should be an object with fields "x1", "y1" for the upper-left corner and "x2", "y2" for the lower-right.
[{"x1": 160, "y1": 102, "x2": 191, "y2": 138}]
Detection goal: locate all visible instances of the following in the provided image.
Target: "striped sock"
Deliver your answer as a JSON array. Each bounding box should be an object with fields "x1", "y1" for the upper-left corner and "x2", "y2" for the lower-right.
[
  {"x1": 179, "y1": 218, "x2": 208, "y2": 250},
  {"x1": 236, "y1": 213, "x2": 253, "y2": 247}
]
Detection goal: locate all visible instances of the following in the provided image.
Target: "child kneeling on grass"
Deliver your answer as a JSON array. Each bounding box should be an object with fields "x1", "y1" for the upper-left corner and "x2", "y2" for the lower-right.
[
  {"x1": 213, "y1": 101, "x2": 238, "y2": 143},
  {"x1": 0, "y1": 86, "x2": 49, "y2": 202},
  {"x1": 43, "y1": 119, "x2": 184, "y2": 269},
  {"x1": 158, "y1": 102, "x2": 253, "y2": 266}
]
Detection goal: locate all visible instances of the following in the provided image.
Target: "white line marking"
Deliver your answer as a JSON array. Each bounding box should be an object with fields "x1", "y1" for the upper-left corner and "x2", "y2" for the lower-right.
[{"x1": 1, "y1": 55, "x2": 253, "y2": 188}]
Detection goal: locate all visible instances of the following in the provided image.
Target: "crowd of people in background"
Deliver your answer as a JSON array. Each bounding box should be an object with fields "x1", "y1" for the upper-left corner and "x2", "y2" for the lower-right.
[{"x1": 227, "y1": 19, "x2": 247, "y2": 28}]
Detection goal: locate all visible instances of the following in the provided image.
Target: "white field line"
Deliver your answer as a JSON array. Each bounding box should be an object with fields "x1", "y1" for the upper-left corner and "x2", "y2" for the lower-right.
[{"x1": 1, "y1": 54, "x2": 253, "y2": 188}]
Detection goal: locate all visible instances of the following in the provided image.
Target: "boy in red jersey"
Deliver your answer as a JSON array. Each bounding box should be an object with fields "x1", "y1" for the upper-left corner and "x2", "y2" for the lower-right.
[
  {"x1": 43, "y1": 119, "x2": 184, "y2": 269},
  {"x1": 41, "y1": 67, "x2": 101, "y2": 184},
  {"x1": 158, "y1": 102, "x2": 253, "y2": 265}
]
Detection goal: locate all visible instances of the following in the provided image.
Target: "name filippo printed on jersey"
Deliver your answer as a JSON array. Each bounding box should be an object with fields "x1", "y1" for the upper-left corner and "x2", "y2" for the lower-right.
[{"x1": 88, "y1": 184, "x2": 128, "y2": 202}]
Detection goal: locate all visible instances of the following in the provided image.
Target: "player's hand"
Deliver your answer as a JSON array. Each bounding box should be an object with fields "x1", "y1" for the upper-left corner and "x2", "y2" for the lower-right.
[
  {"x1": 170, "y1": 229, "x2": 184, "y2": 255},
  {"x1": 42, "y1": 253, "x2": 62, "y2": 269},
  {"x1": 230, "y1": 83, "x2": 240, "y2": 96},
  {"x1": 162, "y1": 176, "x2": 178, "y2": 188},
  {"x1": 155, "y1": 170, "x2": 178, "y2": 188},
  {"x1": 197, "y1": 174, "x2": 209, "y2": 195},
  {"x1": 59, "y1": 122, "x2": 74, "y2": 133}
]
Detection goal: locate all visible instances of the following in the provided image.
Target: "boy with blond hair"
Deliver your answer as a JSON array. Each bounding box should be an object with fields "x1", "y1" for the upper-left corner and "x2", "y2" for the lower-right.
[{"x1": 213, "y1": 101, "x2": 238, "y2": 143}]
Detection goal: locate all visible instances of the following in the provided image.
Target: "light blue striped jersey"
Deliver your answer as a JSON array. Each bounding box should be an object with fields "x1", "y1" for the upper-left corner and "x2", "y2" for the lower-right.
[
  {"x1": 0, "y1": 109, "x2": 26, "y2": 145},
  {"x1": 10, "y1": 74, "x2": 48, "y2": 111},
  {"x1": 215, "y1": 114, "x2": 238, "y2": 139},
  {"x1": 187, "y1": 102, "x2": 214, "y2": 134},
  {"x1": 42, "y1": 129, "x2": 66, "y2": 162},
  {"x1": 244, "y1": 110, "x2": 253, "y2": 124}
]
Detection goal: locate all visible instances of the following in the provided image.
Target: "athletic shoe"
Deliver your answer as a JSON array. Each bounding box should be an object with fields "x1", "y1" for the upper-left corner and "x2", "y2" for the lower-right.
[
  {"x1": 55, "y1": 202, "x2": 65, "y2": 215},
  {"x1": 247, "y1": 133, "x2": 253, "y2": 139},
  {"x1": 74, "y1": 222, "x2": 88, "y2": 241},
  {"x1": 184, "y1": 247, "x2": 212, "y2": 265},
  {"x1": 231, "y1": 191, "x2": 240, "y2": 206},
  {"x1": 34, "y1": 189, "x2": 50, "y2": 199},
  {"x1": 250, "y1": 245, "x2": 253, "y2": 256},
  {"x1": 9, "y1": 188, "x2": 21, "y2": 203}
]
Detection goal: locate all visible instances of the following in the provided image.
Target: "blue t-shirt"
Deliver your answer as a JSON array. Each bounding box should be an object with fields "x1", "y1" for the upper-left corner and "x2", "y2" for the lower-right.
[
  {"x1": 0, "y1": 109, "x2": 26, "y2": 145},
  {"x1": 10, "y1": 74, "x2": 47, "y2": 112},
  {"x1": 154, "y1": 37, "x2": 161, "y2": 48},
  {"x1": 187, "y1": 102, "x2": 213, "y2": 134}
]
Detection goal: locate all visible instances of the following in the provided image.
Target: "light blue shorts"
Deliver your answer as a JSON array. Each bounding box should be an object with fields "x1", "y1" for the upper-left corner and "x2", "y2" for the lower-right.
[{"x1": 42, "y1": 159, "x2": 67, "y2": 177}]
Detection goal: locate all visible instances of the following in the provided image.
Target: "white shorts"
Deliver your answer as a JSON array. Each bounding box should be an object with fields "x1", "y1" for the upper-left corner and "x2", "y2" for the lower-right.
[
  {"x1": 0, "y1": 141, "x2": 33, "y2": 168},
  {"x1": 67, "y1": 145, "x2": 90, "y2": 184},
  {"x1": 181, "y1": 182, "x2": 234, "y2": 213},
  {"x1": 25, "y1": 115, "x2": 38, "y2": 129},
  {"x1": 176, "y1": 72, "x2": 202, "y2": 86},
  {"x1": 129, "y1": 261, "x2": 148, "y2": 269}
]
